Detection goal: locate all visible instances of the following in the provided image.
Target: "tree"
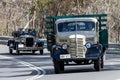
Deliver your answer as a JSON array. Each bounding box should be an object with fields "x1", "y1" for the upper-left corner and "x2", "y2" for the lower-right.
[{"x1": 0, "y1": 0, "x2": 120, "y2": 42}]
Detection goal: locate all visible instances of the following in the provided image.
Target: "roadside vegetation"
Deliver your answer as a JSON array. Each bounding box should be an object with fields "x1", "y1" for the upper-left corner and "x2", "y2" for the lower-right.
[{"x1": 0, "y1": 0, "x2": 120, "y2": 43}]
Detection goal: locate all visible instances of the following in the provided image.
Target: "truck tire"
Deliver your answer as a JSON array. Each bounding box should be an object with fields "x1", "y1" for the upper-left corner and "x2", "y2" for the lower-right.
[
  {"x1": 94, "y1": 58, "x2": 101, "y2": 71},
  {"x1": 59, "y1": 61, "x2": 64, "y2": 71},
  {"x1": 16, "y1": 49, "x2": 20, "y2": 55},
  {"x1": 53, "y1": 60, "x2": 64, "y2": 74},
  {"x1": 53, "y1": 60, "x2": 60, "y2": 74},
  {"x1": 101, "y1": 51, "x2": 106, "y2": 68},
  {"x1": 32, "y1": 50, "x2": 35, "y2": 54},
  {"x1": 101, "y1": 57, "x2": 104, "y2": 68},
  {"x1": 40, "y1": 50, "x2": 43, "y2": 55},
  {"x1": 9, "y1": 48, "x2": 13, "y2": 54}
]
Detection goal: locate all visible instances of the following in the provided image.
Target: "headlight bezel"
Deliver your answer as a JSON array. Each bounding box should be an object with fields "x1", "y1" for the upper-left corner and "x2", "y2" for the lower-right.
[
  {"x1": 21, "y1": 38, "x2": 25, "y2": 43},
  {"x1": 62, "y1": 44, "x2": 68, "y2": 50},
  {"x1": 85, "y1": 42, "x2": 92, "y2": 48}
]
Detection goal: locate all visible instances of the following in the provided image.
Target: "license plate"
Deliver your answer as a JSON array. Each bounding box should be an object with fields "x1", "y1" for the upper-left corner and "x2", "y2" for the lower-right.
[
  {"x1": 18, "y1": 44, "x2": 24, "y2": 48},
  {"x1": 60, "y1": 54, "x2": 71, "y2": 59}
]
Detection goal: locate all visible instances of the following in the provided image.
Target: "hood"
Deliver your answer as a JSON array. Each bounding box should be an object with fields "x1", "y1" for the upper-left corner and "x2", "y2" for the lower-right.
[
  {"x1": 57, "y1": 31, "x2": 96, "y2": 39},
  {"x1": 20, "y1": 34, "x2": 34, "y2": 38},
  {"x1": 69, "y1": 34, "x2": 85, "y2": 39}
]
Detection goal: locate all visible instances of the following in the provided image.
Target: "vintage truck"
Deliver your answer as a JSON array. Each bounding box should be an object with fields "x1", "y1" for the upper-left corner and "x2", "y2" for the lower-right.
[
  {"x1": 7, "y1": 28, "x2": 44, "y2": 55},
  {"x1": 46, "y1": 14, "x2": 108, "y2": 73}
]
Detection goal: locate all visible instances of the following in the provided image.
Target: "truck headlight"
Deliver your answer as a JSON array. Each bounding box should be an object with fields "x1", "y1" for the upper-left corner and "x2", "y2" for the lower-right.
[
  {"x1": 85, "y1": 42, "x2": 92, "y2": 48},
  {"x1": 62, "y1": 44, "x2": 68, "y2": 49}
]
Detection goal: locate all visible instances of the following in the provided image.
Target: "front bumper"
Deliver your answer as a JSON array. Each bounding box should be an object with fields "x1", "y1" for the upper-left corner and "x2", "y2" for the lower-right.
[
  {"x1": 18, "y1": 47, "x2": 43, "y2": 51},
  {"x1": 56, "y1": 57, "x2": 99, "y2": 62}
]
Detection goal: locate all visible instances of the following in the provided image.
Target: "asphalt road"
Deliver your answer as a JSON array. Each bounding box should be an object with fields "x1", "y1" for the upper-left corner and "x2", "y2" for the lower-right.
[{"x1": 0, "y1": 45, "x2": 120, "y2": 80}]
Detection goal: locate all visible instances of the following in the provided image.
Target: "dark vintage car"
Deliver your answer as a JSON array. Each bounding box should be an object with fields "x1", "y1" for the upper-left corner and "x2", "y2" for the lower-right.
[{"x1": 7, "y1": 29, "x2": 44, "y2": 55}]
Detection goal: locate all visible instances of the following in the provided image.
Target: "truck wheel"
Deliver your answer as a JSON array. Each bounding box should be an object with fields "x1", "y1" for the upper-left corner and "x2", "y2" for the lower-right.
[
  {"x1": 94, "y1": 58, "x2": 101, "y2": 71},
  {"x1": 32, "y1": 50, "x2": 35, "y2": 54},
  {"x1": 53, "y1": 60, "x2": 64, "y2": 74},
  {"x1": 101, "y1": 57, "x2": 104, "y2": 68},
  {"x1": 59, "y1": 61, "x2": 64, "y2": 71},
  {"x1": 40, "y1": 50, "x2": 43, "y2": 55},
  {"x1": 16, "y1": 50, "x2": 20, "y2": 55},
  {"x1": 53, "y1": 60, "x2": 60, "y2": 74},
  {"x1": 9, "y1": 48, "x2": 13, "y2": 54}
]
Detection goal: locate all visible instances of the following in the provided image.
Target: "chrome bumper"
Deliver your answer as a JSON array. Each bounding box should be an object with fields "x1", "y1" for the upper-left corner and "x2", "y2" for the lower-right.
[{"x1": 18, "y1": 47, "x2": 43, "y2": 51}]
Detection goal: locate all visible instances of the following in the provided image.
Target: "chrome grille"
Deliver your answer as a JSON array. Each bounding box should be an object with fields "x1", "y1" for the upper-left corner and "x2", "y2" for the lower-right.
[{"x1": 69, "y1": 38, "x2": 85, "y2": 58}]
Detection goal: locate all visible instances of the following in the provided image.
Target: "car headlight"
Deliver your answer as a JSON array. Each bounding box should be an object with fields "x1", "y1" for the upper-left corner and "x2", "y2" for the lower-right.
[
  {"x1": 34, "y1": 42, "x2": 37, "y2": 45},
  {"x1": 21, "y1": 39, "x2": 25, "y2": 43},
  {"x1": 85, "y1": 42, "x2": 92, "y2": 48},
  {"x1": 62, "y1": 44, "x2": 68, "y2": 49}
]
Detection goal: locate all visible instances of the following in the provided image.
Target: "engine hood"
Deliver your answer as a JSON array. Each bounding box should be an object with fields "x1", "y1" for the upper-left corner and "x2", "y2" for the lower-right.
[
  {"x1": 20, "y1": 35, "x2": 34, "y2": 38},
  {"x1": 57, "y1": 31, "x2": 96, "y2": 39},
  {"x1": 69, "y1": 34, "x2": 85, "y2": 39}
]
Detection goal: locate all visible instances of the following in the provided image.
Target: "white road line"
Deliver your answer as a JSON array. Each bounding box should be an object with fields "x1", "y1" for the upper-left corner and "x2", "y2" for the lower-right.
[{"x1": 0, "y1": 55, "x2": 46, "y2": 80}]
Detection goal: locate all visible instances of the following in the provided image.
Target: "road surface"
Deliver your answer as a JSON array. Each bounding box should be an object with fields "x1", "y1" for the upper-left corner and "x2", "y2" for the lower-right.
[{"x1": 0, "y1": 45, "x2": 120, "y2": 80}]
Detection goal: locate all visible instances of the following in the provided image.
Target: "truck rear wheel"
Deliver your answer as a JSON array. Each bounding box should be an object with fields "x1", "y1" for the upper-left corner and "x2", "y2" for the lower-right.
[
  {"x1": 94, "y1": 58, "x2": 101, "y2": 71},
  {"x1": 101, "y1": 57, "x2": 104, "y2": 68}
]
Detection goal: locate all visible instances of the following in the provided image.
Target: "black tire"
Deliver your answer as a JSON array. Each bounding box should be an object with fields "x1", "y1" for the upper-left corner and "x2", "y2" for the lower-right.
[
  {"x1": 59, "y1": 61, "x2": 64, "y2": 71},
  {"x1": 53, "y1": 60, "x2": 64, "y2": 74},
  {"x1": 50, "y1": 50, "x2": 53, "y2": 57},
  {"x1": 32, "y1": 50, "x2": 35, "y2": 54},
  {"x1": 101, "y1": 57, "x2": 104, "y2": 68},
  {"x1": 16, "y1": 44, "x2": 20, "y2": 55},
  {"x1": 53, "y1": 60, "x2": 60, "y2": 74},
  {"x1": 16, "y1": 49, "x2": 20, "y2": 55},
  {"x1": 9, "y1": 48, "x2": 13, "y2": 54},
  {"x1": 94, "y1": 58, "x2": 101, "y2": 71},
  {"x1": 40, "y1": 50, "x2": 43, "y2": 55}
]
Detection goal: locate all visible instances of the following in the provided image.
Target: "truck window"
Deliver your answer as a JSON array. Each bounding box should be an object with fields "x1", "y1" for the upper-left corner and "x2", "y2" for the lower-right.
[
  {"x1": 58, "y1": 21, "x2": 95, "y2": 32},
  {"x1": 77, "y1": 22, "x2": 95, "y2": 31},
  {"x1": 58, "y1": 22, "x2": 75, "y2": 32}
]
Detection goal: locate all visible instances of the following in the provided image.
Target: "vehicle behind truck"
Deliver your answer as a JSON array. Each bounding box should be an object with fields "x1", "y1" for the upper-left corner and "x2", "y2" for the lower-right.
[
  {"x1": 46, "y1": 14, "x2": 108, "y2": 73},
  {"x1": 7, "y1": 28, "x2": 44, "y2": 55}
]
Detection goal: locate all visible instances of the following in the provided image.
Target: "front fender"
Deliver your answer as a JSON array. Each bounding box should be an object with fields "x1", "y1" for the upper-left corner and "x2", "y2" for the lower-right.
[
  {"x1": 86, "y1": 44, "x2": 103, "y2": 58},
  {"x1": 8, "y1": 39, "x2": 15, "y2": 48},
  {"x1": 51, "y1": 45, "x2": 63, "y2": 59}
]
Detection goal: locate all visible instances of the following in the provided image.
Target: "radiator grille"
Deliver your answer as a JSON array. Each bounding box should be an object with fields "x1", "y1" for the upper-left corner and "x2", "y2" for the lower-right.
[
  {"x1": 69, "y1": 38, "x2": 85, "y2": 58},
  {"x1": 26, "y1": 38, "x2": 34, "y2": 47}
]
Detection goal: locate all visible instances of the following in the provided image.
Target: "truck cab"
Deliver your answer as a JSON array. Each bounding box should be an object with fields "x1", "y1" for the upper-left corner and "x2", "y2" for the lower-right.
[
  {"x1": 46, "y1": 14, "x2": 108, "y2": 73},
  {"x1": 55, "y1": 18, "x2": 98, "y2": 58}
]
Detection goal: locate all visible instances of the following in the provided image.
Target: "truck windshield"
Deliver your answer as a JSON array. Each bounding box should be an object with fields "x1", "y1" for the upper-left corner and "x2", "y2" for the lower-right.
[{"x1": 58, "y1": 21, "x2": 95, "y2": 32}]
